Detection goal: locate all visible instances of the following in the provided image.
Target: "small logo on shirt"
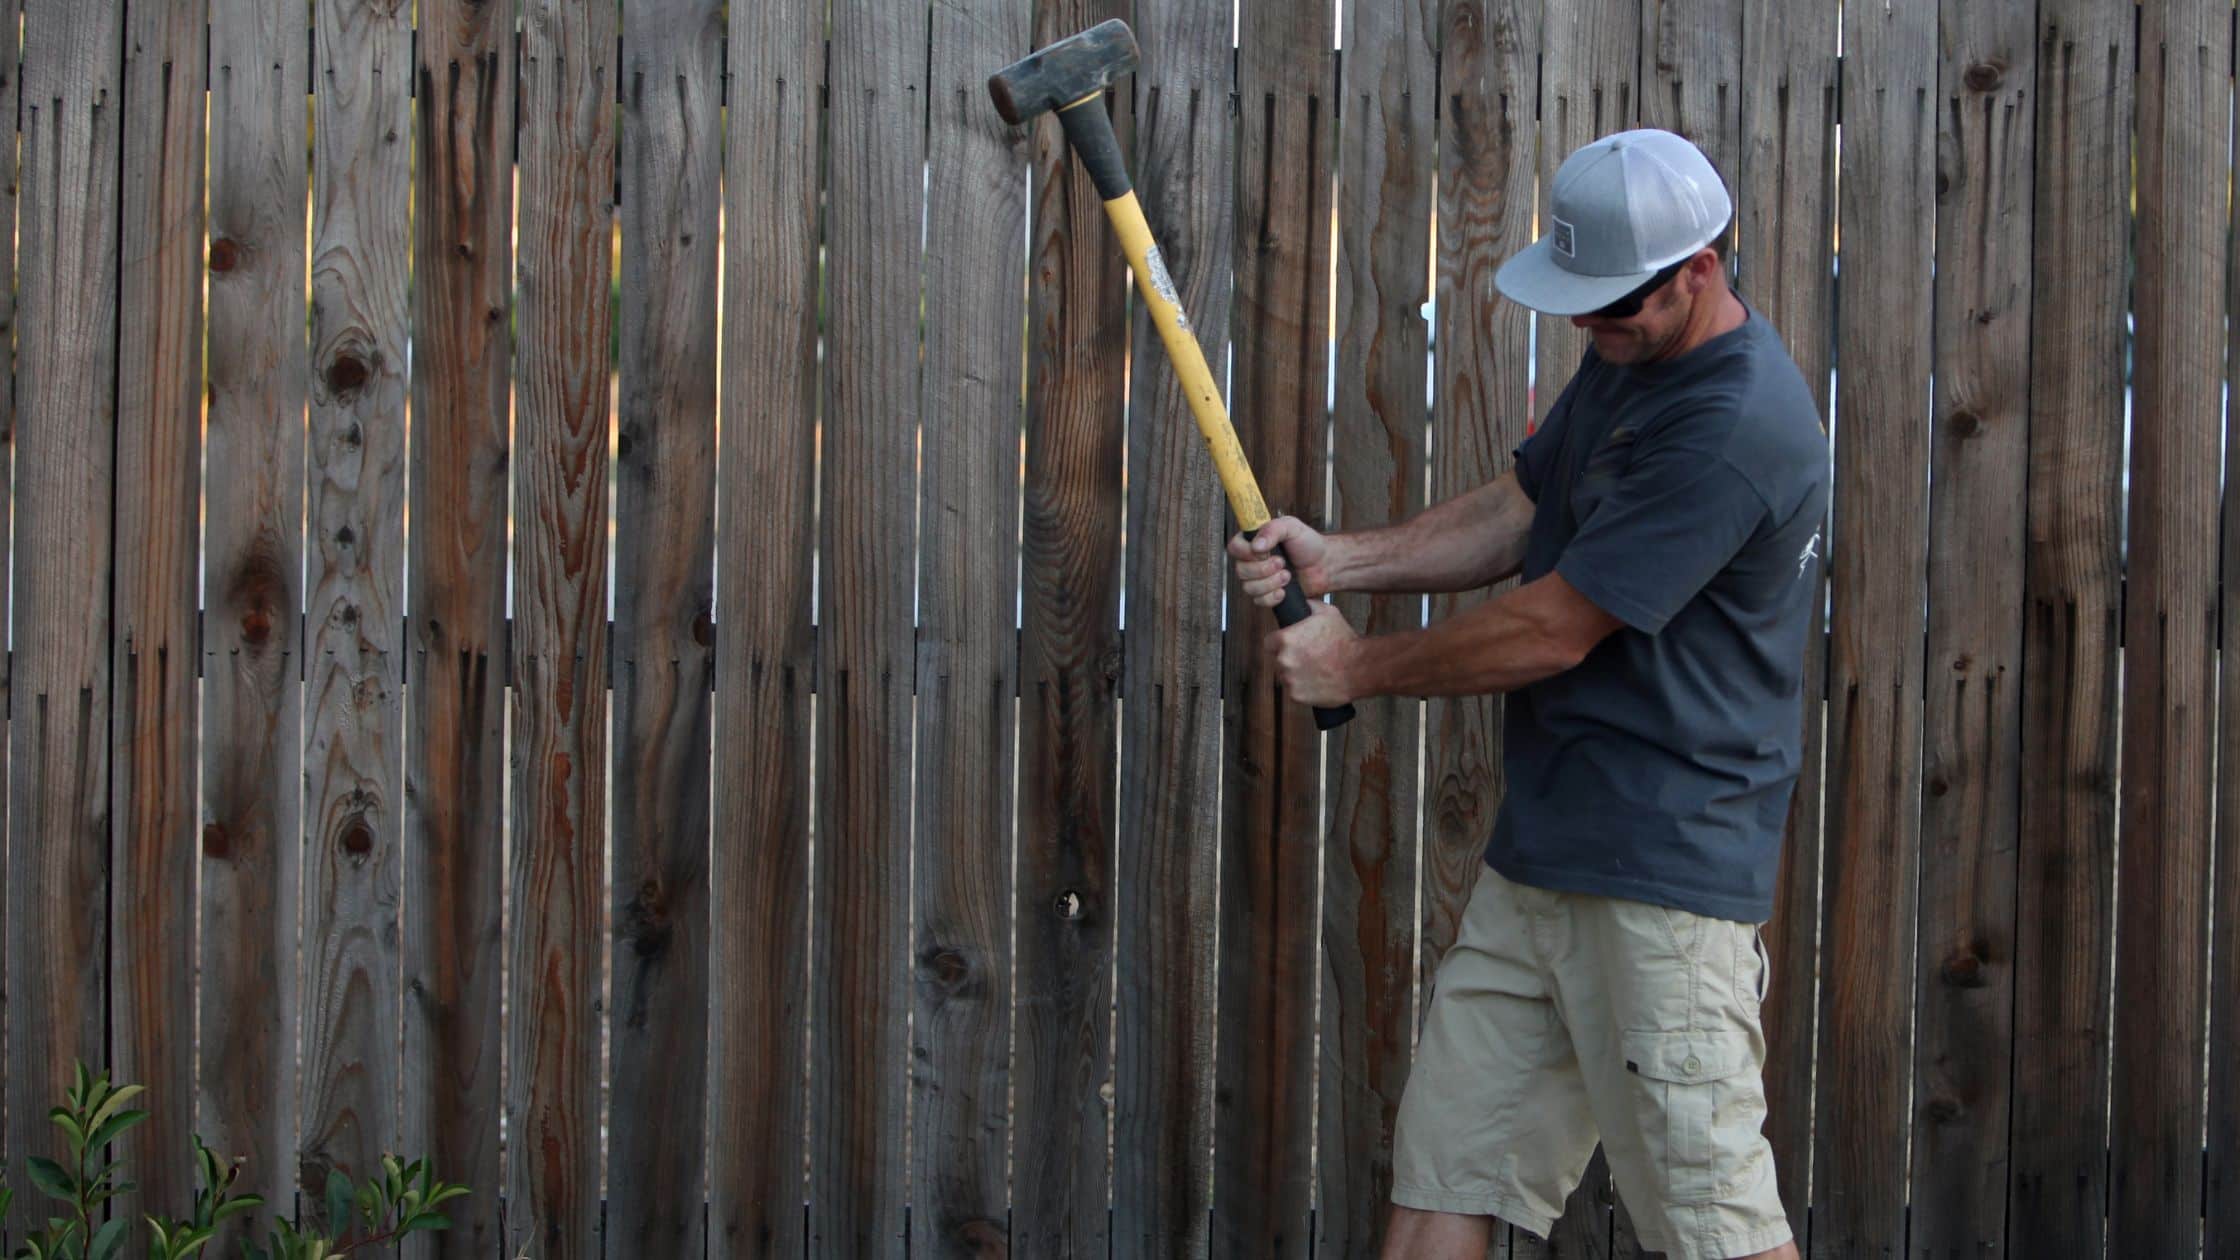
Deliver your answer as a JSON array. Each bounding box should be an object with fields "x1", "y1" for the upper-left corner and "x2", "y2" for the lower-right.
[
  {"x1": 1552, "y1": 218, "x2": 1576, "y2": 259},
  {"x1": 1797, "y1": 530, "x2": 1821, "y2": 579}
]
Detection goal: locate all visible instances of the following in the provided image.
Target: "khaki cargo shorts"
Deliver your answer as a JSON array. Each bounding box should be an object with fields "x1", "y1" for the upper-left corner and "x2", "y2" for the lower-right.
[{"x1": 1392, "y1": 863, "x2": 1791, "y2": 1260}]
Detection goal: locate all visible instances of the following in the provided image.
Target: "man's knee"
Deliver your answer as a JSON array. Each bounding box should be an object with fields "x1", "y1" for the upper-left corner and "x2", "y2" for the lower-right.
[{"x1": 1379, "y1": 1204, "x2": 1494, "y2": 1260}]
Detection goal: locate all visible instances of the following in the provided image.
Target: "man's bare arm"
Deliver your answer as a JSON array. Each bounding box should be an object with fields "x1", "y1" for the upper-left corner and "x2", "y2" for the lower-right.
[
  {"x1": 1322, "y1": 469, "x2": 1536, "y2": 595},
  {"x1": 1339, "y1": 571, "x2": 1622, "y2": 699}
]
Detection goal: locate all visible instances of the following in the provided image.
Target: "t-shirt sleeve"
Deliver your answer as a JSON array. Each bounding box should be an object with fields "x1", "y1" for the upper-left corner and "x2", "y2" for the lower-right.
[
  {"x1": 1513, "y1": 424, "x2": 1553, "y2": 501},
  {"x1": 1553, "y1": 440, "x2": 1767, "y2": 635}
]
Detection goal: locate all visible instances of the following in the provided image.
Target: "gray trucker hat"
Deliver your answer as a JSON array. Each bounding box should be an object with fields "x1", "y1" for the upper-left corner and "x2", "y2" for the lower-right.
[{"x1": 1495, "y1": 129, "x2": 1732, "y2": 317}]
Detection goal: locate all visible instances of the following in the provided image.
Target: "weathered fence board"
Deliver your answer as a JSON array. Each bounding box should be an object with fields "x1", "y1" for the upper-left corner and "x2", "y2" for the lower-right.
[
  {"x1": 6, "y1": 0, "x2": 121, "y2": 1222},
  {"x1": 299, "y1": 0, "x2": 410, "y2": 1207},
  {"x1": 404, "y1": 0, "x2": 514, "y2": 1251},
  {"x1": 2008, "y1": 8, "x2": 2125, "y2": 1255},
  {"x1": 1909, "y1": 3, "x2": 2033, "y2": 1252},
  {"x1": 815, "y1": 0, "x2": 924, "y2": 1251},
  {"x1": 2114, "y1": 2, "x2": 2224, "y2": 1252},
  {"x1": 609, "y1": 2, "x2": 721, "y2": 1256},
  {"x1": 1814, "y1": 0, "x2": 1936, "y2": 1253},
  {"x1": 508, "y1": 2, "x2": 619, "y2": 1253},
  {"x1": 203, "y1": 0, "x2": 309, "y2": 1225},
  {"x1": 0, "y1": 0, "x2": 14, "y2": 1230},
  {"x1": 709, "y1": 0, "x2": 821, "y2": 1252},
  {"x1": 1217, "y1": 0, "x2": 1332, "y2": 1252},
  {"x1": 112, "y1": 0, "x2": 204, "y2": 1223},
  {"x1": 1640, "y1": 0, "x2": 1741, "y2": 186},
  {"x1": 1111, "y1": 2, "x2": 1231, "y2": 1253},
  {"x1": 910, "y1": 0, "x2": 1029, "y2": 1253},
  {"x1": 1736, "y1": 0, "x2": 1836, "y2": 1244},
  {"x1": 1012, "y1": 0, "x2": 1130, "y2": 1252},
  {"x1": 1317, "y1": 0, "x2": 1433, "y2": 1251}
]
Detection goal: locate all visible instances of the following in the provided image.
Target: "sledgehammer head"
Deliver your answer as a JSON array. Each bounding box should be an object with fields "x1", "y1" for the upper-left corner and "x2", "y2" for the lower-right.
[{"x1": 987, "y1": 18, "x2": 1140, "y2": 125}]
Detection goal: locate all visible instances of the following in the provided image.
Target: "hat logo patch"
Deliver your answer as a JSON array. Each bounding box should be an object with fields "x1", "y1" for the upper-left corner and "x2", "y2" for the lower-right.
[{"x1": 1552, "y1": 218, "x2": 1575, "y2": 258}]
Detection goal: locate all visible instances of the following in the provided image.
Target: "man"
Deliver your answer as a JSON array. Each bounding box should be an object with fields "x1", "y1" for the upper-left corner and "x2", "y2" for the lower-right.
[{"x1": 1230, "y1": 129, "x2": 1828, "y2": 1260}]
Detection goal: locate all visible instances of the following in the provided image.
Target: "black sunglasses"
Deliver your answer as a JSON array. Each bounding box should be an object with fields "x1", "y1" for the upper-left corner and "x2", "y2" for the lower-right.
[{"x1": 1587, "y1": 256, "x2": 1691, "y2": 320}]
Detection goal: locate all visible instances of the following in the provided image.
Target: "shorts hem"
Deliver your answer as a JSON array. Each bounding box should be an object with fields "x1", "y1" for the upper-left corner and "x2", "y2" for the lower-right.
[
  {"x1": 1388, "y1": 1183, "x2": 1554, "y2": 1238},
  {"x1": 1634, "y1": 1218, "x2": 1793, "y2": 1260}
]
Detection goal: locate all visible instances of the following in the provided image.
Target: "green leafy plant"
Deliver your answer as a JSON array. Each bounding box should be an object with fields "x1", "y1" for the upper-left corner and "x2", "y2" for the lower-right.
[
  {"x1": 234, "y1": 1158, "x2": 467, "y2": 1260},
  {"x1": 0, "y1": 1063, "x2": 467, "y2": 1260}
]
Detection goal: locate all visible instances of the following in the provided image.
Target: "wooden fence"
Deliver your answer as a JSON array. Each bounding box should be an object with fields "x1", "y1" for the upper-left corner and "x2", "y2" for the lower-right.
[{"x1": 0, "y1": 0, "x2": 2226, "y2": 1257}]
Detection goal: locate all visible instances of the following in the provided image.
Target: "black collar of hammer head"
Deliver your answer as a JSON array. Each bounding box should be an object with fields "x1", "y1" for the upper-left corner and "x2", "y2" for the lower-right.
[{"x1": 986, "y1": 18, "x2": 1140, "y2": 126}]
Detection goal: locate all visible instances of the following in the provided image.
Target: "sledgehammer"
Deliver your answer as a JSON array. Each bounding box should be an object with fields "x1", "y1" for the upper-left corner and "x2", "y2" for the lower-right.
[{"x1": 989, "y1": 19, "x2": 1356, "y2": 731}]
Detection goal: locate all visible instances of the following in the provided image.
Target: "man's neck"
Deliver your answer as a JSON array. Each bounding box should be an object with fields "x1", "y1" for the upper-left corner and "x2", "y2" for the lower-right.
[{"x1": 1665, "y1": 283, "x2": 1748, "y2": 360}]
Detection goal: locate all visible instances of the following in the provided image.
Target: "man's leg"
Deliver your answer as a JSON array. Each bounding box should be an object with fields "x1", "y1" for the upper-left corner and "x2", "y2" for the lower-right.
[
  {"x1": 1376, "y1": 1206, "x2": 1493, "y2": 1260},
  {"x1": 1736, "y1": 1242, "x2": 1798, "y2": 1260}
]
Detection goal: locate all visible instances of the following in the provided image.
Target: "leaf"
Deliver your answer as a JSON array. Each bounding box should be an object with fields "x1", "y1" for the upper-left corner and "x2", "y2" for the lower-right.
[
  {"x1": 84, "y1": 1086, "x2": 146, "y2": 1139},
  {"x1": 88, "y1": 1216, "x2": 129, "y2": 1260},
  {"x1": 85, "y1": 1109, "x2": 149, "y2": 1155},
  {"x1": 400, "y1": 1214, "x2": 451, "y2": 1234},
  {"x1": 27, "y1": 1156, "x2": 79, "y2": 1202},
  {"x1": 322, "y1": 1170, "x2": 352, "y2": 1238},
  {"x1": 213, "y1": 1194, "x2": 263, "y2": 1225},
  {"x1": 48, "y1": 1108, "x2": 88, "y2": 1156}
]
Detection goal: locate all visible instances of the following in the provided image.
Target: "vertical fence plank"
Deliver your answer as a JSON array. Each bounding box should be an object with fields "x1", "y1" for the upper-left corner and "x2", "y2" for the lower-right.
[
  {"x1": 1816, "y1": 0, "x2": 1934, "y2": 1252},
  {"x1": 0, "y1": 0, "x2": 15, "y2": 1229},
  {"x1": 405, "y1": 0, "x2": 514, "y2": 1250},
  {"x1": 709, "y1": 0, "x2": 820, "y2": 1251},
  {"x1": 112, "y1": 0, "x2": 204, "y2": 1223},
  {"x1": 300, "y1": 0, "x2": 409, "y2": 1204},
  {"x1": 202, "y1": 0, "x2": 308, "y2": 1224},
  {"x1": 1216, "y1": 0, "x2": 1331, "y2": 1252},
  {"x1": 1735, "y1": 0, "x2": 1835, "y2": 1244},
  {"x1": 1317, "y1": 0, "x2": 1433, "y2": 1252},
  {"x1": 1639, "y1": 0, "x2": 1741, "y2": 177},
  {"x1": 609, "y1": 3, "x2": 720, "y2": 1256},
  {"x1": 2114, "y1": 2, "x2": 2223, "y2": 1251},
  {"x1": 814, "y1": 0, "x2": 922, "y2": 1251},
  {"x1": 508, "y1": 1, "x2": 618, "y2": 1253},
  {"x1": 1531, "y1": 0, "x2": 1635, "y2": 432},
  {"x1": 1908, "y1": 3, "x2": 2033, "y2": 1252},
  {"x1": 1110, "y1": 0, "x2": 1231, "y2": 1252},
  {"x1": 2008, "y1": 5, "x2": 2125, "y2": 1255},
  {"x1": 5, "y1": 0, "x2": 120, "y2": 1215},
  {"x1": 1012, "y1": 1, "x2": 1129, "y2": 1253},
  {"x1": 912, "y1": 0, "x2": 1028, "y2": 1253}
]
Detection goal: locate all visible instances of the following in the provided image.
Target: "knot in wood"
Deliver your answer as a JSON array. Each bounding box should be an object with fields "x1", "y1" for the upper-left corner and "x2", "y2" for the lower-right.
[
  {"x1": 693, "y1": 608, "x2": 715, "y2": 648},
  {"x1": 209, "y1": 237, "x2": 240, "y2": 272},
  {"x1": 1940, "y1": 950, "x2": 1988, "y2": 988},
  {"x1": 1924, "y1": 1096, "x2": 1964, "y2": 1123},
  {"x1": 1963, "y1": 61, "x2": 2005, "y2": 92},
  {"x1": 325, "y1": 354, "x2": 371, "y2": 395},
  {"x1": 623, "y1": 880, "x2": 672, "y2": 959},
  {"x1": 921, "y1": 946, "x2": 972, "y2": 987},
  {"x1": 340, "y1": 822, "x2": 375, "y2": 857},
  {"x1": 241, "y1": 607, "x2": 273, "y2": 645},
  {"x1": 1053, "y1": 889, "x2": 1085, "y2": 919},
  {"x1": 1947, "y1": 408, "x2": 1984, "y2": 440},
  {"x1": 202, "y1": 822, "x2": 231, "y2": 858}
]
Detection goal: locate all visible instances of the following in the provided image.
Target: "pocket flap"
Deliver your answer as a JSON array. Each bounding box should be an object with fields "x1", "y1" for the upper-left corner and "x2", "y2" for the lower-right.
[{"x1": 1621, "y1": 1028, "x2": 1750, "y2": 1085}]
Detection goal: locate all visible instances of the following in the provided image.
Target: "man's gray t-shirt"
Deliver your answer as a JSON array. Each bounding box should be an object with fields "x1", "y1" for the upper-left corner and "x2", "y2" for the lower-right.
[{"x1": 1490, "y1": 307, "x2": 1830, "y2": 923}]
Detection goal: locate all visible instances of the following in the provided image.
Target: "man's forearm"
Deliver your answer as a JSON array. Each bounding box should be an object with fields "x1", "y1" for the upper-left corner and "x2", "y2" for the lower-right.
[
  {"x1": 1343, "y1": 576, "x2": 1592, "y2": 699},
  {"x1": 1324, "y1": 473, "x2": 1533, "y2": 596}
]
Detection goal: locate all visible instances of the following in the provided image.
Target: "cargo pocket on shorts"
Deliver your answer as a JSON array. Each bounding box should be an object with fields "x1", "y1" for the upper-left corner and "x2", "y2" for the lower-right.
[{"x1": 1619, "y1": 1027, "x2": 1760, "y2": 1205}]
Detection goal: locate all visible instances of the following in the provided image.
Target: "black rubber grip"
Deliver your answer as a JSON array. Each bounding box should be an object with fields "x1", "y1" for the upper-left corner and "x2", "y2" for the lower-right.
[
  {"x1": 1058, "y1": 98, "x2": 1133, "y2": 201},
  {"x1": 1260, "y1": 536, "x2": 1356, "y2": 731}
]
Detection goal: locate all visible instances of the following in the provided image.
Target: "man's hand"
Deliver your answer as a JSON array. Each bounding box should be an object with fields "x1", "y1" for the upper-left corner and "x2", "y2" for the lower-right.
[
  {"x1": 1265, "y1": 602, "x2": 1361, "y2": 707},
  {"x1": 1227, "y1": 515, "x2": 1334, "y2": 607}
]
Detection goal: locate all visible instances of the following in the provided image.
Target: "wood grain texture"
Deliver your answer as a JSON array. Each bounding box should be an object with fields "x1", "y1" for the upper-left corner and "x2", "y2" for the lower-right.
[
  {"x1": 2113, "y1": 2, "x2": 2222, "y2": 1251},
  {"x1": 609, "y1": 3, "x2": 721, "y2": 1255},
  {"x1": 708, "y1": 0, "x2": 821, "y2": 1251},
  {"x1": 2007, "y1": 10, "x2": 2124, "y2": 1255},
  {"x1": 912, "y1": 0, "x2": 1029, "y2": 1253},
  {"x1": 1217, "y1": 1, "x2": 1331, "y2": 1253},
  {"x1": 202, "y1": 0, "x2": 308, "y2": 1225},
  {"x1": 1532, "y1": 0, "x2": 1636, "y2": 429},
  {"x1": 1011, "y1": 2, "x2": 1130, "y2": 1253},
  {"x1": 0, "y1": 0, "x2": 15, "y2": 1227},
  {"x1": 813, "y1": 1, "x2": 923, "y2": 1252},
  {"x1": 1639, "y1": 0, "x2": 1741, "y2": 201},
  {"x1": 1735, "y1": 0, "x2": 1836, "y2": 1243},
  {"x1": 404, "y1": 1, "x2": 514, "y2": 1251},
  {"x1": 508, "y1": 1, "x2": 617, "y2": 1253},
  {"x1": 1815, "y1": 0, "x2": 1935, "y2": 1252},
  {"x1": 300, "y1": 0, "x2": 408, "y2": 1209},
  {"x1": 1110, "y1": 1, "x2": 1230, "y2": 1253},
  {"x1": 1909, "y1": 4, "x2": 2032, "y2": 1252},
  {"x1": 111, "y1": 0, "x2": 204, "y2": 1222},
  {"x1": 1317, "y1": 0, "x2": 1433, "y2": 1251},
  {"x1": 1424, "y1": 0, "x2": 1537, "y2": 990},
  {"x1": 6, "y1": 0, "x2": 120, "y2": 1217}
]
